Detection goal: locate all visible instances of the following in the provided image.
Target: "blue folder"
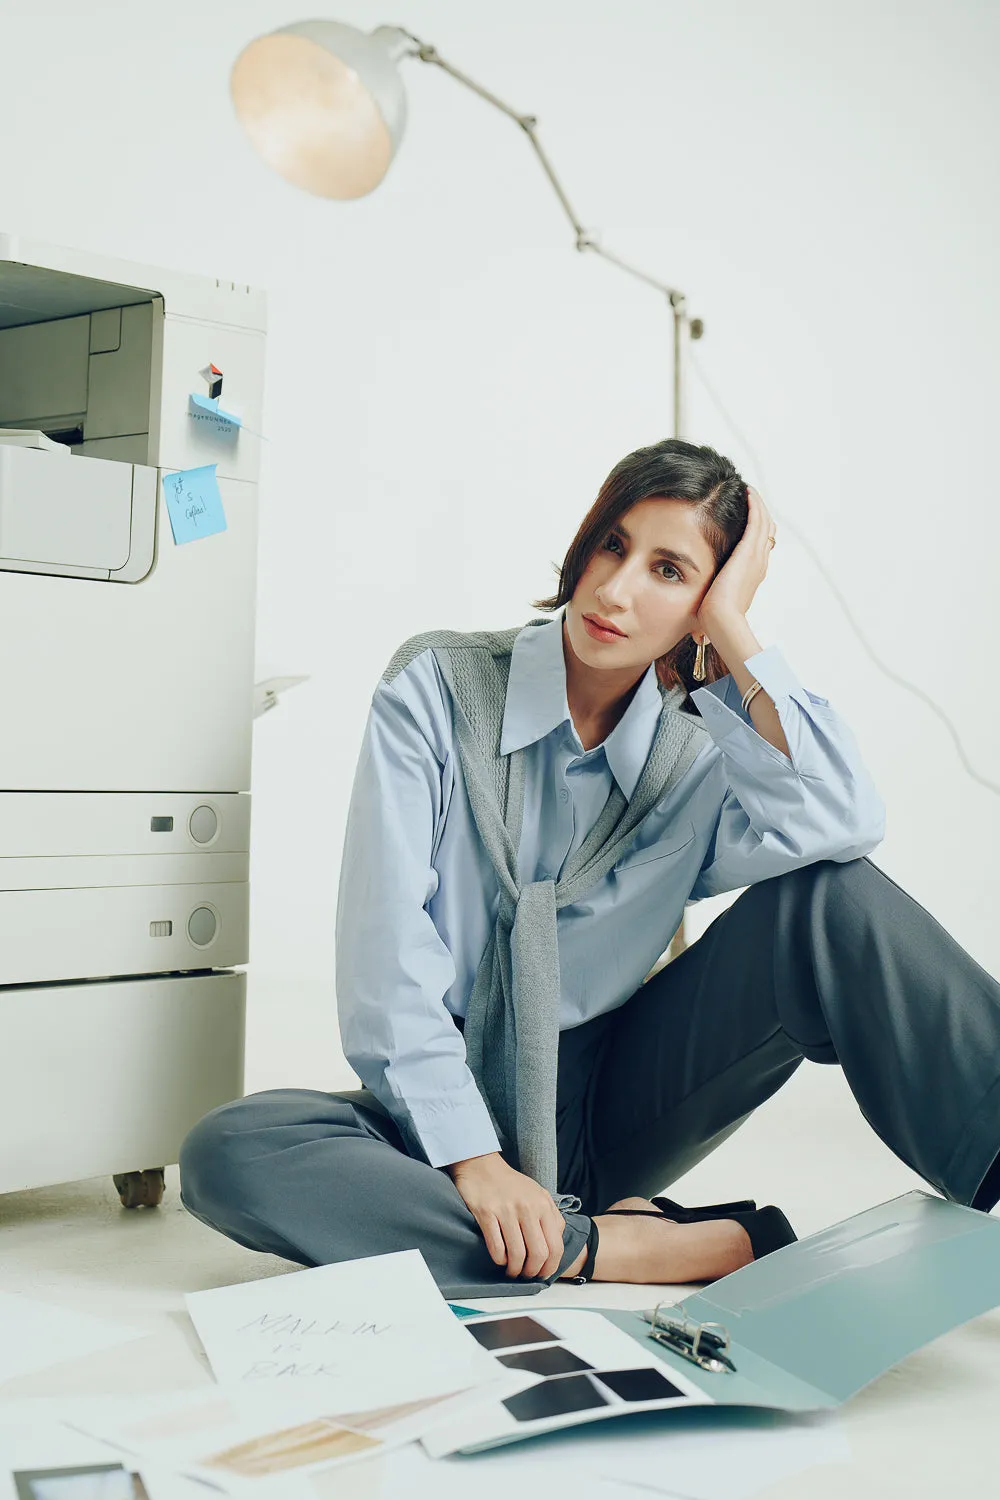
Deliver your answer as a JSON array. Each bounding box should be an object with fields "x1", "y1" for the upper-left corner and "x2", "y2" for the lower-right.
[
  {"x1": 455, "y1": 1191, "x2": 1000, "y2": 1453},
  {"x1": 599, "y1": 1190, "x2": 1000, "y2": 1410}
]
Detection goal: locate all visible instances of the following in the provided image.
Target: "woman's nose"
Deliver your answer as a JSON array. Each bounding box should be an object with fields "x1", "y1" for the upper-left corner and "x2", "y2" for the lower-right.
[{"x1": 598, "y1": 575, "x2": 632, "y2": 609}]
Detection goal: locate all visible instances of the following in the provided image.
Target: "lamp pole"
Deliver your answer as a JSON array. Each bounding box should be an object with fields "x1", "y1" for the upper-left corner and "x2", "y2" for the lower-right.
[
  {"x1": 389, "y1": 29, "x2": 705, "y2": 421},
  {"x1": 385, "y1": 27, "x2": 701, "y2": 961}
]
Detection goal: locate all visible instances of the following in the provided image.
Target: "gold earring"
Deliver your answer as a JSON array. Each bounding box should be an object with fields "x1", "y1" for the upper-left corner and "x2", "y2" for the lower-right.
[{"x1": 693, "y1": 636, "x2": 708, "y2": 682}]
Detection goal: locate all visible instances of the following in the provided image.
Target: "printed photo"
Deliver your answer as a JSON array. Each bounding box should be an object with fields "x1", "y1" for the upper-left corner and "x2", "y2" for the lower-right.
[{"x1": 15, "y1": 1467, "x2": 136, "y2": 1500}]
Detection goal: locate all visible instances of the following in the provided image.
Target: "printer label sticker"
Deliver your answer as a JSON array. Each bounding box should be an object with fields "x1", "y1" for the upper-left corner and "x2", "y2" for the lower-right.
[
  {"x1": 188, "y1": 392, "x2": 242, "y2": 436},
  {"x1": 163, "y1": 465, "x2": 227, "y2": 545}
]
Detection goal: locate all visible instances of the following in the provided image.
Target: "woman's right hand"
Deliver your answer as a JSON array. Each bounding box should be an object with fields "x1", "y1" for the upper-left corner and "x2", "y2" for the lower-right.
[{"x1": 446, "y1": 1152, "x2": 568, "y2": 1280}]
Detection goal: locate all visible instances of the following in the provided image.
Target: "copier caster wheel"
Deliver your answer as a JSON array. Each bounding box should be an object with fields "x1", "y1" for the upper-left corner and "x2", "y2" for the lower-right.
[{"x1": 113, "y1": 1168, "x2": 166, "y2": 1209}]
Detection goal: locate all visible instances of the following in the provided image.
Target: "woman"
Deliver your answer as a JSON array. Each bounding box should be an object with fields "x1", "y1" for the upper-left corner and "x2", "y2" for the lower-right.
[{"x1": 180, "y1": 439, "x2": 1000, "y2": 1299}]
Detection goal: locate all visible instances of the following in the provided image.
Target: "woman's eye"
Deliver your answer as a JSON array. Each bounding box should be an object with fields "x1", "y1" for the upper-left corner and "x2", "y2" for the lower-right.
[{"x1": 603, "y1": 535, "x2": 681, "y2": 582}]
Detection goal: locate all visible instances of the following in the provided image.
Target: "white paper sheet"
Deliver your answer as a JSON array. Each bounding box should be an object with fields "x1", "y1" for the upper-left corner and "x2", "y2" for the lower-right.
[
  {"x1": 309, "y1": 1409, "x2": 849, "y2": 1500},
  {"x1": 63, "y1": 1378, "x2": 524, "y2": 1495},
  {"x1": 0, "y1": 1406, "x2": 125, "y2": 1498},
  {"x1": 184, "y1": 1250, "x2": 498, "y2": 1414},
  {"x1": 312, "y1": 1440, "x2": 667, "y2": 1499},
  {"x1": 0, "y1": 1294, "x2": 145, "y2": 1384},
  {"x1": 587, "y1": 1410, "x2": 850, "y2": 1498},
  {"x1": 0, "y1": 1402, "x2": 234, "y2": 1500}
]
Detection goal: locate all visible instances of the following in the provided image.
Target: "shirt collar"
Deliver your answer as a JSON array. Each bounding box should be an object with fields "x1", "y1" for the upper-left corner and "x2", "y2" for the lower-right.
[{"x1": 499, "y1": 613, "x2": 664, "y2": 801}]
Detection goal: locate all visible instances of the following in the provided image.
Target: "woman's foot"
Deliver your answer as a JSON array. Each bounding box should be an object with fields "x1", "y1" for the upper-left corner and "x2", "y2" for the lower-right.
[{"x1": 561, "y1": 1196, "x2": 754, "y2": 1284}]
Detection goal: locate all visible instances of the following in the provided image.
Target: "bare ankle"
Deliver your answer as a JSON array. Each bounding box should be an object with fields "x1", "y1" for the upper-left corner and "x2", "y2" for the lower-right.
[
  {"x1": 581, "y1": 1212, "x2": 752, "y2": 1285},
  {"x1": 560, "y1": 1245, "x2": 588, "y2": 1279}
]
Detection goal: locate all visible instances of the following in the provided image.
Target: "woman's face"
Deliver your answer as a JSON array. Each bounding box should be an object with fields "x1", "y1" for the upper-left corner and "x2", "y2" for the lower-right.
[{"x1": 566, "y1": 497, "x2": 718, "y2": 671}]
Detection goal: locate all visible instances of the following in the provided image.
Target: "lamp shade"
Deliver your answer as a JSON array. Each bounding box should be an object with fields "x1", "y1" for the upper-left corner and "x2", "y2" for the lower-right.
[{"x1": 230, "y1": 20, "x2": 409, "y2": 200}]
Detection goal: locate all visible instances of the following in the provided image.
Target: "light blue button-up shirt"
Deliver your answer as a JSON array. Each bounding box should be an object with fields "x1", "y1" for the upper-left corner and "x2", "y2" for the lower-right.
[{"x1": 335, "y1": 614, "x2": 885, "y2": 1169}]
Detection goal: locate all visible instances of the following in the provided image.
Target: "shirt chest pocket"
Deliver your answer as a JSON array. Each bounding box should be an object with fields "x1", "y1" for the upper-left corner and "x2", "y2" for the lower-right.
[{"x1": 613, "y1": 818, "x2": 697, "y2": 871}]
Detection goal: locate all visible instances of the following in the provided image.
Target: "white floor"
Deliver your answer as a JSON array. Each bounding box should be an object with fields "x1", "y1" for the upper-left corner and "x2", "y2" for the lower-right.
[{"x1": 2, "y1": 976, "x2": 999, "y2": 1499}]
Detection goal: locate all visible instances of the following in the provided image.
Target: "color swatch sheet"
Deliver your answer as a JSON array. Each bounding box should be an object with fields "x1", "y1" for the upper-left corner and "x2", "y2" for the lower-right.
[{"x1": 422, "y1": 1308, "x2": 711, "y2": 1456}]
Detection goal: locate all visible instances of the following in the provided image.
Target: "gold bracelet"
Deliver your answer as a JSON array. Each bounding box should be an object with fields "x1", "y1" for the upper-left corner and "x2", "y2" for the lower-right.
[{"x1": 741, "y1": 680, "x2": 764, "y2": 713}]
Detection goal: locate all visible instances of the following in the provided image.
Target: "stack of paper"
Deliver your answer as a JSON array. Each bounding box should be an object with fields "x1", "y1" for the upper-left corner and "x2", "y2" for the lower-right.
[{"x1": 64, "y1": 1251, "x2": 515, "y2": 1488}]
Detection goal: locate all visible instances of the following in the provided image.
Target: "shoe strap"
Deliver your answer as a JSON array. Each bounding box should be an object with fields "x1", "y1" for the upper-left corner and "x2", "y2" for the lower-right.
[
  {"x1": 569, "y1": 1217, "x2": 601, "y2": 1283},
  {"x1": 651, "y1": 1195, "x2": 756, "y2": 1219}
]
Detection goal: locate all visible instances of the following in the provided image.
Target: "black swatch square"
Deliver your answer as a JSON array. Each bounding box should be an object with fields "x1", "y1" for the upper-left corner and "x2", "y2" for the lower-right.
[
  {"x1": 467, "y1": 1316, "x2": 557, "y2": 1351},
  {"x1": 498, "y1": 1345, "x2": 593, "y2": 1376},
  {"x1": 502, "y1": 1374, "x2": 609, "y2": 1423},
  {"x1": 591, "y1": 1366, "x2": 687, "y2": 1403}
]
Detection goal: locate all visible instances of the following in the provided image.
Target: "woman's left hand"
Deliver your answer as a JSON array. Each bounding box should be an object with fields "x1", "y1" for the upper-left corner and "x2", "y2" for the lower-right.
[{"x1": 696, "y1": 485, "x2": 776, "y2": 631}]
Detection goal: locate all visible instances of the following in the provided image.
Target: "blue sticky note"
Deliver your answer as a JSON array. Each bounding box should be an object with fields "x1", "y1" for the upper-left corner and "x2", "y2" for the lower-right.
[
  {"x1": 163, "y1": 464, "x2": 227, "y2": 545},
  {"x1": 188, "y1": 392, "x2": 243, "y2": 434}
]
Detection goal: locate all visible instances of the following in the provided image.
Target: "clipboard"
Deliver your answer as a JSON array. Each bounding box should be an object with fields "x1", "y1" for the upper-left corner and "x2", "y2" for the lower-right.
[
  {"x1": 437, "y1": 1191, "x2": 1000, "y2": 1456},
  {"x1": 599, "y1": 1190, "x2": 1000, "y2": 1411}
]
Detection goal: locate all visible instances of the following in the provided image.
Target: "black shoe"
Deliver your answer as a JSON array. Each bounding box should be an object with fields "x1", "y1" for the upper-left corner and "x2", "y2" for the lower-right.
[{"x1": 602, "y1": 1196, "x2": 797, "y2": 1261}]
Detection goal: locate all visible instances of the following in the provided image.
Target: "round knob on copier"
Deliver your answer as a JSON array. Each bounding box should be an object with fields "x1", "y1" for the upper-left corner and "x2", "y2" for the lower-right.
[
  {"x1": 189, "y1": 805, "x2": 219, "y2": 844},
  {"x1": 188, "y1": 906, "x2": 218, "y2": 947}
]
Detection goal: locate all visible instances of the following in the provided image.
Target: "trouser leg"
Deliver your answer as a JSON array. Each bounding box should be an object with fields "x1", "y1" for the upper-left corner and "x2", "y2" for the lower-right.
[
  {"x1": 771, "y1": 857, "x2": 1000, "y2": 1208},
  {"x1": 178, "y1": 1086, "x2": 590, "y2": 1299},
  {"x1": 580, "y1": 911, "x2": 803, "y2": 1213},
  {"x1": 584, "y1": 856, "x2": 1000, "y2": 1212}
]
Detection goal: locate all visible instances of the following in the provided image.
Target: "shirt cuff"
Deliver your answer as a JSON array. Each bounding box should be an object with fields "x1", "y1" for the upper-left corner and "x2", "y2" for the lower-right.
[
  {"x1": 405, "y1": 1079, "x2": 503, "y2": 1169},
  {"x1": 691, "y1": 645, "x2": 810, "y2": 738}
]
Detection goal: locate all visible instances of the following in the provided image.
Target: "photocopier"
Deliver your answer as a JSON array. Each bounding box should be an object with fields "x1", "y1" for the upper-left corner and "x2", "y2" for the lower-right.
[{"x1": 0, "y1": 234, "x2": 266, "y2": 1206}]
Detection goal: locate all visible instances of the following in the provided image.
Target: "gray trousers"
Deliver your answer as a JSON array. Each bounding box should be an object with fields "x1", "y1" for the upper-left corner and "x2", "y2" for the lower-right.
[{"x1": 179, "y1": 858, "x2": 1000, "y2": 1299}]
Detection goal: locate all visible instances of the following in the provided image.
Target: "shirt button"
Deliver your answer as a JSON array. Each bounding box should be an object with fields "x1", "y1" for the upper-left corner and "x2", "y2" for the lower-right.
[{"x1": 559, "y1": 788, "x2": 570, "y2": 803}]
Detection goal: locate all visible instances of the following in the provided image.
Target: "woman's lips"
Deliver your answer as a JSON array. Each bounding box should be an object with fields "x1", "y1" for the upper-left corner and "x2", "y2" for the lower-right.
[{"x1": 583, "y1": 615, "x2": 626, "y2": 642}]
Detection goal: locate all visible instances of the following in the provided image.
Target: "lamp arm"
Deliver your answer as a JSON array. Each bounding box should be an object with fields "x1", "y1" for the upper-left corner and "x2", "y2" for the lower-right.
[
  {"x1": 382, "y1": 23, "x2": 699, "y2": 960},
  {"x1": 387, "y1": 27, "x2": 696, "y2": 316}
]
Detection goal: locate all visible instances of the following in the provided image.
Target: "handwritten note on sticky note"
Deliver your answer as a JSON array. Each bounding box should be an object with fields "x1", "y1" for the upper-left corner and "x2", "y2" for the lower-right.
[
  {"x1": 188, "y1": 392, "x2": 243, "y2": 436},
  {"x1": 163, "y1": 465, "x2": 227, "y2": 545}
]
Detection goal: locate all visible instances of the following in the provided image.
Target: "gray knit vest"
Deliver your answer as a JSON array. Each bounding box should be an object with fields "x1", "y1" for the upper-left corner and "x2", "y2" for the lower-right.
[{"x1": 382, "y1": 618, "x2": 708, "y2": 1198}]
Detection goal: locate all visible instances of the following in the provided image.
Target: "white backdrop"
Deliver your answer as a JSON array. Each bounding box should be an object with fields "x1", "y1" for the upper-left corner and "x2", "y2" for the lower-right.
[{"x1": 2, "y1": 0, "x2": 998, "y2": 1094}]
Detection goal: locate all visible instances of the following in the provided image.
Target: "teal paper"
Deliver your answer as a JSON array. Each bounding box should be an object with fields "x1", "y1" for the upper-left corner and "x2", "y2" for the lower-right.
[
  {"x1": 188, "y1": 392, "x2": 242, "y2": 434},
  {"x1": 163, "y1": 465, "x2": 227, "y2": 545}
]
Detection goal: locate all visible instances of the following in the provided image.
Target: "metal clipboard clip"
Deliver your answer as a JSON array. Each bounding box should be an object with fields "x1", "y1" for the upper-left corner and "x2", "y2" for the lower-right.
[{"x1": 644, "y1": 1301, "x2": 737, "y2": 1374}]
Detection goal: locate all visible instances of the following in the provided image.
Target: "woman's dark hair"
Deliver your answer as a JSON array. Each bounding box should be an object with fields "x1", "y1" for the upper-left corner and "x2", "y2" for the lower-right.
[{"x1": 532, "y1": 438, "x2": 749, "y2": 713}]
